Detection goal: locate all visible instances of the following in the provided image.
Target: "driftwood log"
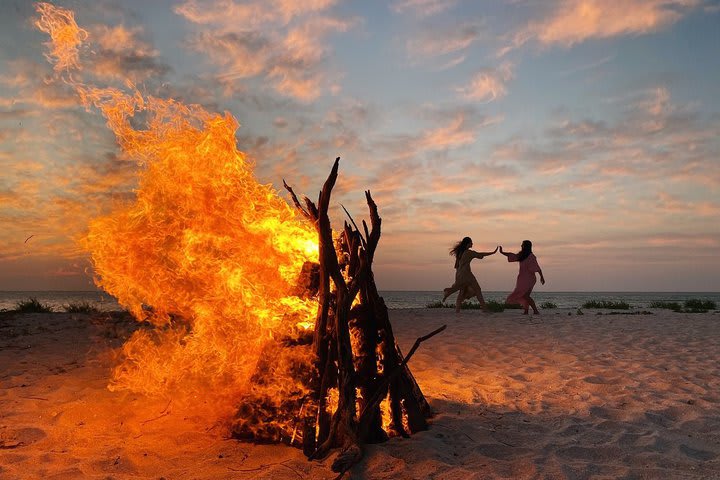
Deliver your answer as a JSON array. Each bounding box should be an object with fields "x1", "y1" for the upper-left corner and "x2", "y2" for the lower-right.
[{"x1": 233, "y1": 158, "x2": 444, "y2": 474}]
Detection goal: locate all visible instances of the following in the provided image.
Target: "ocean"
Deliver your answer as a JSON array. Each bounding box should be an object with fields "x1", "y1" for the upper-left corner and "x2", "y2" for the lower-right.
[{"x1": 1, "y1": 290, "x2": 719, "y2": 312}]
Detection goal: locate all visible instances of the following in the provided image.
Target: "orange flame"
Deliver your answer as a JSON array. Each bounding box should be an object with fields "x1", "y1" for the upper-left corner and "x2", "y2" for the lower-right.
[
  {"x1": 35, "y1": 2, "x2": 88, "y2": 72},
  {"x1": 35, "y1": 3, "x2": 319, "y2": 425}
]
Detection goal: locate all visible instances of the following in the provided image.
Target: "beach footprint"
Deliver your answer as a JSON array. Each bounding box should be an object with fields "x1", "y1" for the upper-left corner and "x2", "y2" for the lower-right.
[
  {"x1": 0, "y1": 427, "x2": 46, "y2": 449},
  {"x1": 679, "y1": 443, "x2": 717, "y2": 462}
]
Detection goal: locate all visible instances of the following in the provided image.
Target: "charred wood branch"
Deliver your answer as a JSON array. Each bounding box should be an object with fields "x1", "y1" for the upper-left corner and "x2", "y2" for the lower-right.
[
  {"x1": 358, "y1": 325, "x2": 446, "y2": 427},
  {"x1": 283, "y1": 179, "x2": 313, "y2": 221},
  {"x1": 265, "y1": 158, "x2": 440, "y2": 474},
  {"x1": 340, "y1": 204, "x2": 367, "y2": 250}
]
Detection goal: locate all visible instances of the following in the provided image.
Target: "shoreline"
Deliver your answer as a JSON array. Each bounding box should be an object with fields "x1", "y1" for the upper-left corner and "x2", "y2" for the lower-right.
[{"x1": 2, "y1": 290, "x2": 720, "y2": 313}]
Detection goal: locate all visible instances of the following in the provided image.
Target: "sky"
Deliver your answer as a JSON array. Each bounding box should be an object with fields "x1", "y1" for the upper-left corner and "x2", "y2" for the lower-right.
[{"x1": 0, "y1": 0, "x2": 719, "y2": 292}]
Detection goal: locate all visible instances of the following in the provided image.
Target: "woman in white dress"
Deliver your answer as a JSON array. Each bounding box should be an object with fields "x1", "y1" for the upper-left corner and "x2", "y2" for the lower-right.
[{"x1": 442, "y1": 237, "x2": 498, "y2": 312}]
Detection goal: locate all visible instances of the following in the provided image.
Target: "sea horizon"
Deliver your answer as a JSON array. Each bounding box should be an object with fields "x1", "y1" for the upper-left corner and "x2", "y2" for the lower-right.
[{"x1": 2, "y1": 290, "x2": 719, "y2": 311}]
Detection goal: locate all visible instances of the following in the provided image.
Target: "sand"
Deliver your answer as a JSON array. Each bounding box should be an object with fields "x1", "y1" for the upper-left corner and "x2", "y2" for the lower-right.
[{"x1": 1, "y1": 307, "x2": 719, "y2": 479}]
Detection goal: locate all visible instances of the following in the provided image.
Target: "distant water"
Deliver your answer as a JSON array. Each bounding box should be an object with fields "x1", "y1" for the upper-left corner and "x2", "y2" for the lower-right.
[
  {"x1": 380, "y1": 291, "x2": 720, "y2": 310},
  {"x1": 1, "y1": 290, "x2": 718, "y2": 312}
]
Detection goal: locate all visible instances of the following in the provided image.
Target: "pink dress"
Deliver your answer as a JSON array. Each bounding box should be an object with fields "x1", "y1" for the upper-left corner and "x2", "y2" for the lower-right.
[{"x1": 505, "y1": 253, "x2": 541, "y2": 306}]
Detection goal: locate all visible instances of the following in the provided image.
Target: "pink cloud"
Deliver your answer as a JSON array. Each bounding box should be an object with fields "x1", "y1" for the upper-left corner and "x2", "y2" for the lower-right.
[
  {"x1": 405, "y1": 23, "x2": 480, "y2": 60},
  {"x1": 175, "y1": 0, "x2": 336, "y2": 28},
  {"x1": 417, "y1": 113, "x2": 477, "y2": 150},
  {"x1": 501, "y1": 0, "x2": 700, "y2": 54},
  {"x1": 188, "y1": 31, "x2": 269, "y2": 80},
  {"x1": 656, "y1": 192, "x2": 720, "y2": 217},
  {"x1": 175, "y1": 0, "x2": 356, "y2": 101},
  {"x1": 457, "y1": 63, "x2": 513, "y2": 102},
  {"x1": 645, "y1": 234, "x2": 719, "y2": 248}
]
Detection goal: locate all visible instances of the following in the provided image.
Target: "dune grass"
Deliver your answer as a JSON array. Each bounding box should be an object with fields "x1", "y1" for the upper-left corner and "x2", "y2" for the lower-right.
[
  {"x1": 650, "y1": 299, "x2": 716, "y2": 313},
  {"x1": 485, "y1": 300, "x2": 506, "y2": 312},
  {"x1": 582, "y1": 300, "x2": 631, "y2": 310},
  {"x1": 14, "y1": 297, "x2": 53, "y2": 313},
  {"x1": 426, "y1": 299, "x2": 522, "y2": 312},
  {"x1": 426, "y1": 301, "x2": 485, "y2": 310},
  {"x1": 649, "y1": 301, "x2": 682, "y2": 312},
  {"x1": 540, "y1": 301, "x2": 557, "y2": 309},
  {"x1": 683, "y1": 299, "x2": 716, "y2": 312},
  {"x1": 63, "y1": 302, "x2": 99, "y2": 314}
]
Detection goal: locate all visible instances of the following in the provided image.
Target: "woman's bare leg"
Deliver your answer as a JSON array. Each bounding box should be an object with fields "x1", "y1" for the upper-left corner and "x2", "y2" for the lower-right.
[
  {"x1": 528, "y1": 297, "x2": 539, "y2": 314},
  {"x1": 466, "y1": 280, "x2": 486, "y2": 309},
  {"x1": 443, "y1": 286, "x2": 457, "y2": 303},
  {"x1": 455, "y1": 289, "x2": 465, "y2": 313},
  {"x1": 470, "y1": 280, "x2": 487, "y2": 310},
  {"x1": 520, "y1": 295, "x2": 529, "y2": 314}
]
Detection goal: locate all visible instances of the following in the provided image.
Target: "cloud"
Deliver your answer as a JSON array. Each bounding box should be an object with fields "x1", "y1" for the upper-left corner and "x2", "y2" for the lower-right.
[
  {"x1": 374, "y1": 106, "x2": 502, "y2": 164},
  {"x1": 269, "y1": 16, "x2": 356, "y2": 101},
  {"x1": 391, "y1": 0, "x2": 458, "y2": 17},
  {"x1": 175, "y1": 0, "x2": 356, "y2": 102},
  {"x1": 638, "y1": 86, "x2": 670, "y2": 117},
  {"x1": 425, "y1": 161, "x2": 518, "y2": 195},
  {"x1": 416, "y1": 113, "x2": 477, "y2": 150},
  {"x1": 501, "y1": 0, "x2": 700, "y2": 54},
  {"x1": 175, "y1": 0, "x2": 337, "y2": 27},
  {"x1": 405, "y1": 23, "x2": 480, "y2": 59},
  {"x1": 87, "y1": 24, "x2": 171, "y2": 82},
  {"x1": 485, "y1": 83, "x2": 720, "y2": 230},
  {"x1": 645, "y1": 233, "x2": 720, "y2": 248},
  {"x1": 456, "y1": 63, "x2": 514, "y2": 102},
  {"x1": 187, "y1": 31, "x2": 269, "y2": 81},
  {"x1": 655, "y1": 192, "x2": 720, "y2": 217}
]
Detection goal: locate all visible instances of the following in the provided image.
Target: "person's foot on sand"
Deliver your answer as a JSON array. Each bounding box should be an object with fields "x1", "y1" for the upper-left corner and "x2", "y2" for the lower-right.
[{"x1": 522, "y1": 309, "x2": 529, "y2": 315}]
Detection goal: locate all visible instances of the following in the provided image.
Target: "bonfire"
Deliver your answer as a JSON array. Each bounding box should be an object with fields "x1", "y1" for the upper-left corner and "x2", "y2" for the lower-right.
[{"x1": 35, "y1": 2, "x2": 444, "y2": 474}]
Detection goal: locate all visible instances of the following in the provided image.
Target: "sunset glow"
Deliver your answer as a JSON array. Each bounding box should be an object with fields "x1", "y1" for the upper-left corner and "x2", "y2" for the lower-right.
[{"x1": 1, "y1": 0, "x2": 719, "y2": 292}]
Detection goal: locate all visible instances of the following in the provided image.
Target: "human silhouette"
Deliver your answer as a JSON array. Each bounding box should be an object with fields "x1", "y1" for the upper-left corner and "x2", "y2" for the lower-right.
[
  {"x1": 442, "y1": 237, "x2": 498, "y2": 313},
  {"x1": 500, "y1": 240, "x2": 545, "y2": 314}
]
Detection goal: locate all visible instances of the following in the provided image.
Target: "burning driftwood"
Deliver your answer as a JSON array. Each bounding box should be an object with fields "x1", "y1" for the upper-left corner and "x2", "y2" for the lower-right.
[{"x1": 232, "y1": 158, "x2": 444, "y2": 474}]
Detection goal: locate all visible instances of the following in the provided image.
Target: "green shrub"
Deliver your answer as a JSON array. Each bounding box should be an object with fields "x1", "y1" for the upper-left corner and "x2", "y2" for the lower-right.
[
  {"x1": 63, "y1": 302, "x2": 99, "y2": 313},
  {"x1": 540, "y1": 301, "x2": 557, "y2": 309},
  {"x1": 425, "y1": 301, "x2": 485, "y2": 309},
  {"x1": 14, "y1": 298, "x2": 53, "y2": 313},
  {"x1": 650, "y1": 299, "x2": 716, "y2": 313},
  {"x1": 582, "y1": 300, "x2": 630, "y2": 310},
  {"x1": 485, "y1": 300, "x2": 505, "y2": 312},
  {"x1": 426, "y1": 301, "x2": 446, "y2": 309},
  {"x1": 426, "y1": 300, "x2": 504, "y2": 310},
  {"x1": 649, "y1": 301, "x2": 682, "y2": 311},
  {"x1": 683, "y1": 299, "x2": 716, "y2": 313}
]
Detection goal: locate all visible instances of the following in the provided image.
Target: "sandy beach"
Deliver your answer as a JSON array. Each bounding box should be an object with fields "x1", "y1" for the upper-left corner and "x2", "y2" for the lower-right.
[{"x1": 1, "y1": 307, "x2": 719, "y2": 479}]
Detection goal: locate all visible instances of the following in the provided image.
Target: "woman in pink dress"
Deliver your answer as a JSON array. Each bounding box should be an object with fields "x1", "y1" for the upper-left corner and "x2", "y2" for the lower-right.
[
  {"x1": 500, "y1": 240, "x2": 545, "y2": 314},
  {"x1": 442, "y1": 237, "x2": 498, "y2": 313}
]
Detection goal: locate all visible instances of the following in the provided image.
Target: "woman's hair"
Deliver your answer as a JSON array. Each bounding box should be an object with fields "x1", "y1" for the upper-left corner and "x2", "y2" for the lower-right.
[
  {"x1": 450, "y1": 237, "x2": 473, "y2": 268},
  {"x1": 517, "y1": 240, "x2": 533, "y2": 262}
]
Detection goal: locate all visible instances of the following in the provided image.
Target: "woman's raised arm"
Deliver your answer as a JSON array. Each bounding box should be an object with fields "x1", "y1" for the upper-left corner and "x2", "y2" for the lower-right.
[{"x1": 472, "y1": 245, "x2": 499, "y2": 258}]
